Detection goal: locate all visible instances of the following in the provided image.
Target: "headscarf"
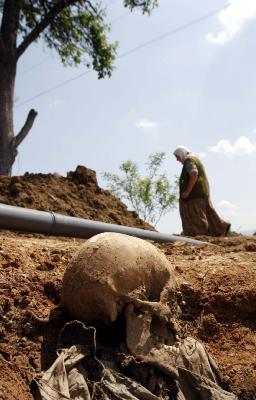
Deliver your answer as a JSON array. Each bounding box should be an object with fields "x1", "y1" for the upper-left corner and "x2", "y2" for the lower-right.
[{"x1": 173, "y1": 146, "x2": 191, "y2": 163}]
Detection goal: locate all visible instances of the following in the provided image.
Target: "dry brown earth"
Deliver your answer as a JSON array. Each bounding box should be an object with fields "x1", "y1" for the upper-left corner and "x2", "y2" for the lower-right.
[
  {"x1": 0, "y1": 167, "x2": 255, "y2": 400},
  {"x1": 0, "y1": 165, "x2": 153, "y2": 230}
]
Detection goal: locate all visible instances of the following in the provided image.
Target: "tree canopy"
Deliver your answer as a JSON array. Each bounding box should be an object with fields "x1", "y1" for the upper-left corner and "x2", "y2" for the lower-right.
[
  {"x1": 0, "y1": 0, "x2": 158, "y2": 175},
  {"x1": 0, "y1": 0, "x2": 158, "y2": 78}
]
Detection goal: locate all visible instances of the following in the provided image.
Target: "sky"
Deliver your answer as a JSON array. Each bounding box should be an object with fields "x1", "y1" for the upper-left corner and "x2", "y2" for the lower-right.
[{"x1": 13, "y1": 0, "x2": 256, "y2": 234}]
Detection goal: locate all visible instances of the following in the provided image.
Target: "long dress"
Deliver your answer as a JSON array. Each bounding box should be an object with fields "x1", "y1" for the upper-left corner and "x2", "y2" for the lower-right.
[{"x1": 179, "y1": 197, "x2": 231, "y2": 237}]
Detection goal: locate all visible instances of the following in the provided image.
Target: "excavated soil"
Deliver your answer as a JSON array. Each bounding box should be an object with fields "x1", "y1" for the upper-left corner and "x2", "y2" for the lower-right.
[
  {"x1": 0, "y1": 166, "x2": 255, "y2": 400},
  {"x1": 0, "y1": 165, "x2": 153, "y2": 230}
]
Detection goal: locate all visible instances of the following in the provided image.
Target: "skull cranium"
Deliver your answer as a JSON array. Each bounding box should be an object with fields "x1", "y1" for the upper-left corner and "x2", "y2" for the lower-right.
[{"x1": 61, "y1": 232, "x2": 178, "y2": 355}]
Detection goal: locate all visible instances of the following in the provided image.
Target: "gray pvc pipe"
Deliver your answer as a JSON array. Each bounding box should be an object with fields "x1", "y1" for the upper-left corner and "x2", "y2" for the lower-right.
[{"x1": 0, "y1": 203, "x2": 207, "y2": 245}]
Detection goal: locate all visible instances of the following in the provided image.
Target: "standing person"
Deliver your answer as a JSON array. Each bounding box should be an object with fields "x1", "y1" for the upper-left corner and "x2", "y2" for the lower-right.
[{"x1": 173, "y1": 146, "x2": 231, "y2": 237}]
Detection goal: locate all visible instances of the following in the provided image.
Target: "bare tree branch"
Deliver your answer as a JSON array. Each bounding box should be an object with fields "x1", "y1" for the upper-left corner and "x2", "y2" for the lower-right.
[
  {"x1": 85, "y1": 0, "x2": 99, "y2": 15},
  {"x1": 12, "y1": 109, "x2": 38, "y2": 149},
  {"x1": 23, "y1": 3, "x2": 42, "y2": 14}
]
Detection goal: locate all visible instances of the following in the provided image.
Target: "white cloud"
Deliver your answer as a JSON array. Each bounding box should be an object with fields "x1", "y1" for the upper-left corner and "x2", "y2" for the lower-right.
[
  {"x1": 209, "y1": 136, "x2": 256, "y2": 157},
  {"x1": 217, "y1": 200, "x2": 238, "y2": 214},
  {"x1": 206, "y1": 0, "x2": 256, "y2": 45},
  {"x1": 135, "y1": 119, "x2": 157, "y2": 129}
]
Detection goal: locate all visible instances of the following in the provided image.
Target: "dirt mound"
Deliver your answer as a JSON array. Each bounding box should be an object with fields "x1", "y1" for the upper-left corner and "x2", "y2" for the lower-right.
[
  {"x1": 0, "y1": 165, "x2": 153, "y2": 230},
  {"x1": 0, "y1": 168, "x2": 255, "y2": 400}
]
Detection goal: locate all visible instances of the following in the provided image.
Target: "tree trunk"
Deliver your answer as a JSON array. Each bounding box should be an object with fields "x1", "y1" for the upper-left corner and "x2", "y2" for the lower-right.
[
  {"x1": 0, "y1": 0, "x2": 24, "y2": 176},
  {"x1": 0, "y1": 60, "x2": 17, "y2": 176}
]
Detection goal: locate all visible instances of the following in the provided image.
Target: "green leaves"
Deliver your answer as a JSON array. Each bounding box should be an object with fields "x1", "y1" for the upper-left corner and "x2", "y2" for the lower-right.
[
  {"x1": 0, "y1": 0, "x2": 159, "y2": 175},
  {"x1": 45, "y1": 6, "x2": 116, "y2": 77},
  {"x1": 103, "y1": 152, "x2": 178, "y2": 226},
  {"x1": 14, "y1": 0, "x2": 157, "y2": 78},
  {"x1": 123, "y1": 0, "x2": 158, "y2": 15}
]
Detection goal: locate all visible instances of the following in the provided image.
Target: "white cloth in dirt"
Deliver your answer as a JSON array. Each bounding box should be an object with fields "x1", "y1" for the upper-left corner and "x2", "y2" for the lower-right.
[{"x1": 34, "y1": 321, "x2": 238, "y2": 400}]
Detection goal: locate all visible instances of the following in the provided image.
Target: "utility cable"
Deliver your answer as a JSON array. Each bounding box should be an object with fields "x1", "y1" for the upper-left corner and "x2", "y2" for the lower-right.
[
  {"x1": 16, "y1": 3, "x2": 229, "y2": 108},
  {"x1": 18, "y1": 56, "x2": 52, "y2": 76},
  {"x1": 118, "y1": 4, "x2": 228, "y2": 59},
  {"x1": 17, "y1": 12, "x2": 129, "y2": 77}
]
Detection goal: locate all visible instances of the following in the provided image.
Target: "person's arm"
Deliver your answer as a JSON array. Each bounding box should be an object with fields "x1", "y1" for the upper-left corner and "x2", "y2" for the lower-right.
[{"x1": 181, "y1": 170, "x2": 198, "y2": 199}]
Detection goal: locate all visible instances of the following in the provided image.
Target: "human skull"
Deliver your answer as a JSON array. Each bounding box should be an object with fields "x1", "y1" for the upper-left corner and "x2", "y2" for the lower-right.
[
  {"x1": 61, "y1": 232, "x2": 178, "y2": 356},
  {"x1": 61, "y1": 233, "x2": 236, "y2": 399}
]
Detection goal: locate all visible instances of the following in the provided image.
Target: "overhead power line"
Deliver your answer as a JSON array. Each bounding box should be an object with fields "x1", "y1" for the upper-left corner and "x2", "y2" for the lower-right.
[
  {"x1": 16, "y1": 68, "x2": 94, "y2": 107},
  {"x1": 18, "y1": 56, "x2": 52, "y2": 76},
  {"x1": 16, "y1": 4, "x2": 228, "y2": 108},
  {"x1": 17, "y1": 12, "x2": 129, "y2": 78},
  {"x1": 118, "y1": 4, "x2": 228, "y2": 59}
]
